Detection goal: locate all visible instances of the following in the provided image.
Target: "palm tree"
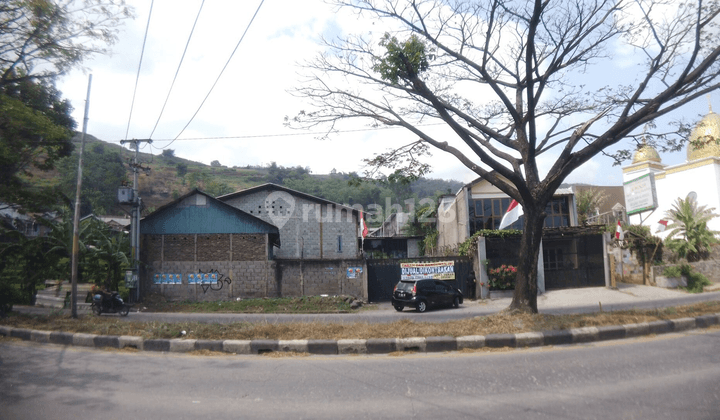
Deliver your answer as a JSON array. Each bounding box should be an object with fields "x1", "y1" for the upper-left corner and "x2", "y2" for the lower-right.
[
  {"x1": 84, "y1": 219, "x2": 130, "y2": 291},
  {"x1": 664, "y1": 197, "x2": 720, "y2": 262}
]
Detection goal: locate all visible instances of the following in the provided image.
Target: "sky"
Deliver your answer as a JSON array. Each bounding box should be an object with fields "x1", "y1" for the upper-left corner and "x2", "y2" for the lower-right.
[{"x1": 56, "y1": 0, "x2": 716, "y2": 188}]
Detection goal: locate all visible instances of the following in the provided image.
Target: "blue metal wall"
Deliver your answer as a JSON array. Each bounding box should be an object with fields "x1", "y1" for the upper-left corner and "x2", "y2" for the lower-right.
[{"x1": 140, "y1": 197, "x2": 278, "y2": 236}]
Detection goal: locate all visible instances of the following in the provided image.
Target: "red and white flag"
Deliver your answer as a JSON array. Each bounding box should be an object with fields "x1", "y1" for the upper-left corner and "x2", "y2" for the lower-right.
[
  {"x1": 657, "y1": 219, "x2": 669, "y2": 232},
  {"x1": 615, "y1": 220, "x2": 624, "y2": 241},
  {"x1": 360, "y1": 211, "x2": 368, "y2": 238},
  {"x1": 499, "y1": 200, "x2": 523, "y2": 230}
]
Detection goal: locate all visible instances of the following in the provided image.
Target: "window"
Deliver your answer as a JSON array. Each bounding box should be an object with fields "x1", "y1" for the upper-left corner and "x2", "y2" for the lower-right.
[
  {"x1": 543, "y1": 248, "x2": 564, "y2": 270},
  {"x1": 468, "y1": 196, "x2": 571, "y2": 235},
  {"x1": 337, "y1": 235, "x2": 342, "y2": 253},
  {"x1": 469, "y1": 197, "x2": 517, "y2": 233},
  {"x1": 544, "y1": 196, "x2": 571, "y2": 228}
]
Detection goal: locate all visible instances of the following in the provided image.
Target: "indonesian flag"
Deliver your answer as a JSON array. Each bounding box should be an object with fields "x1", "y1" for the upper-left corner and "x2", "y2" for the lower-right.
[
  {"x1": 499, "y1": 200, "x2": 523, "y2": 230},
  {"x1": 657, "y1": 219, "x2": 669, "y2": 232},
  {"x1": 615, "y1": 220, "x2": 624, "y2": 241},
  {"x1": 360, "y1": 211, "x2": 368, "y2": 238}
]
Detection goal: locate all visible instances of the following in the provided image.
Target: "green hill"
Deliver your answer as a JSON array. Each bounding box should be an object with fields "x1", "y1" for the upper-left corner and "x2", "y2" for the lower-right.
[{"x1": 37, "y1": 133, "x2": 464, "y2": 216}]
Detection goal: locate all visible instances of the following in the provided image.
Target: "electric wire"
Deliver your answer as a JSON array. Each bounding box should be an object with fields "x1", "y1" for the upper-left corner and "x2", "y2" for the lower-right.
[
  {"x1": 123, "y1": 0, "x2": 155, "y2": 141},
  {"x1": 149, "y1": 0, "x2": 206, "y2": 141},
  {"x1": 114, "y1": 123, "x2": 446, "y2": 144},
  {"x1": 163, "y1": 0, "x2": 266, "y2": 149}
]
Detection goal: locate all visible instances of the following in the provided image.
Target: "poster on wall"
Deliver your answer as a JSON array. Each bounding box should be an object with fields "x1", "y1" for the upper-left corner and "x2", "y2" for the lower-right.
[
  {"x1": 346, "y1": 267, "x2": 363, "y2": 278},
  {"x1": 154, "y1": 273, "x2": 182, "y2": 284},
  {"x1": 400, "y1": 261, "x2": 455, "y2": 281},
  {"x1": 125, "y1": 270, "x2": 138, "y2": 288},
  {"x1": 188, "y1": 273, "x2": 197, "y2": 284}
]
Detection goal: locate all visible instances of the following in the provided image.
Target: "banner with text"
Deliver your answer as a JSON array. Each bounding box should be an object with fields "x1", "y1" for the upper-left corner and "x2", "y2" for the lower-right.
[{"x1": 400, "y1": 261, "x2": 455, "y2": 281}]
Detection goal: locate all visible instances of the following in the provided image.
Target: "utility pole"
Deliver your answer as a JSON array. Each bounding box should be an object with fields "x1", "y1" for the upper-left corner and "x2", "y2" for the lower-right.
[
  {"x1": 119, "y1": 138, "x2": 152, "y2": 303},
  {"x1": 70, "y1": 74, "x2": 92, "y2": 319}
]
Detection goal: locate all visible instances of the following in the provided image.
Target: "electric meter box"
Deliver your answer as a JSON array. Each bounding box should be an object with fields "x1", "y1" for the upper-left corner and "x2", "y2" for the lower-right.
[{"x1": 117, "y1": 187, "x2": 133, "y2": 204}]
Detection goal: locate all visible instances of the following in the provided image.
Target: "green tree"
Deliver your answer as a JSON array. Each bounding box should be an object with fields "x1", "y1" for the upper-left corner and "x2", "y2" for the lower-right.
[
  {"x1": 0, "y1": 0, "x2": 134, "y2": 209},
  {"x1": 0, "y1": 229, "x2": 54, "y2": 306},
  {"x1": 56, "y1": 142, "x2": 128, "y2": 214},
  {"x1": 83, "y1": 218, "x2": 130, "y2": 291},
  {"x1": 402, "y1": 198, "x2": 438, "y2": 256},
  {"x1": 0, "y1": 81, "x2": 74, "y2": 210},
  {"x1": 292, "y1": 0, "x2": 720, "y2": 313},
  {"x1": 576, "y1": 188, "x2": 609, "y2": 225},
  {"x1": 204, "y1": 179, "x2": 234, "y2": 197},
  {"x1": 176, "y1": 163, "x2": 188, "y2": 177},
  {"x1": 664, "y1": 197, "x2": 719, "y2": 262},
  {"x1": 0, "y1": 0, "x2": 133, "y2": 87},
  {"x1": 162, "y1": 149, "x2": 175, "y2": 158}
]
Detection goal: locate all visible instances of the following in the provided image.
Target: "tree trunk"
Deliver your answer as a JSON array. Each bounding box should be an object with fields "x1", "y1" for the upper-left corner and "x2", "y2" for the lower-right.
[{"x1": 508, "y1": 205, "x2": 545, "y2": 313}]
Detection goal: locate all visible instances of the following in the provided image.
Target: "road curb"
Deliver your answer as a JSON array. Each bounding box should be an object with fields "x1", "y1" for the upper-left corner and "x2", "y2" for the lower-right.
[{"x1": 2, "y1": 313, "x2": 719, "y2": 356}]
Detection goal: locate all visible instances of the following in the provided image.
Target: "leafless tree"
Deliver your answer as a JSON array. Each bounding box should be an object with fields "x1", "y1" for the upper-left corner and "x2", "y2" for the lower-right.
[{"x1": 290, "y1": 0, "x2": 720, "y2": 312}]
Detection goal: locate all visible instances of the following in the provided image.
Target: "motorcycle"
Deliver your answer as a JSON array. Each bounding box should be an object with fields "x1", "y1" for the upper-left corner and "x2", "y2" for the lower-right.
[{"x1": 92, "y1": 292, "x2": 131, "y2": 316}]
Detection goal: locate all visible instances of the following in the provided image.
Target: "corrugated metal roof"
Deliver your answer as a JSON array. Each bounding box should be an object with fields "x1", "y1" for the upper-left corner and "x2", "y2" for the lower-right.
[{"x1": 140, "y1": 189, "x2": 280, "y2": 246}]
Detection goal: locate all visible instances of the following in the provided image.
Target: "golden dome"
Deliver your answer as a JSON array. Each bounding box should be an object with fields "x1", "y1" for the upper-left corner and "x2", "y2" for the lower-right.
[
  {"x1": 632, "y1": 143, "x2": 661, "y2": 164},
  {"x1": 687, "y1": 111, "x2": 720, "y2": 161}
]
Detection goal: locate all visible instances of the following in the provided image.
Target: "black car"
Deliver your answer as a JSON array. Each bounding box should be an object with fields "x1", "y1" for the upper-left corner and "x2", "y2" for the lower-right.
[{"x1": 391, "y1": 278, "x2": 463, "y2": 312}]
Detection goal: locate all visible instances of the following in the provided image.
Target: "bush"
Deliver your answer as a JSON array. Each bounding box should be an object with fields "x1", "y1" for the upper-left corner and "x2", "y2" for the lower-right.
[
  {"x1": 488, "y1": 264, "x2": 516, "y2": 290},
  {"x1": 661, "y1": 264, "x2": 711, "y2": 293},
  {"x1": 685, "y1": 271, "x2": 711, "y2": 294},
  {"x1": 662, "y1": 265, "x2": 684, "y2": 277},
  {"x1": 0, "y1": 282, "x2": 22, "y2": 316}
]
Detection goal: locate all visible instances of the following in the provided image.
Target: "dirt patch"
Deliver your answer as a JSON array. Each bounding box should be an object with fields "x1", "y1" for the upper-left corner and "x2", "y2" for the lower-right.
[
  {"x1": 1, "y1": 301, "x2": 718, "y2": 341},
  {"x1": 138, "y1": 295, "x2": 358, "y2": 314}
]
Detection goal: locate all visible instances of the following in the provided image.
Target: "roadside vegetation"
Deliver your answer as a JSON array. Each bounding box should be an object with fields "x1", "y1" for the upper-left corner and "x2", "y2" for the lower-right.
[
  {"x1": 139, "y1": 295, "x2": 358, "y2": 314},
  {"x1": 1, "y1": 300, "x2": 719, "y2": 341}
]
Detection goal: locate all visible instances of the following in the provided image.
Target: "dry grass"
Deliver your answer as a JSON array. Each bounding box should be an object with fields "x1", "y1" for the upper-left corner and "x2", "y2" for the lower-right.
[{"x1": 2, "y1": 301, "x2": 719, "y2": 341}]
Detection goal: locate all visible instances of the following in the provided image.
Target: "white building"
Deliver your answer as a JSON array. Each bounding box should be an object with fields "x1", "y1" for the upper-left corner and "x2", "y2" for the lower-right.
[{"x1": 622, "y1": 106, "x2": 720, "y2": 236}]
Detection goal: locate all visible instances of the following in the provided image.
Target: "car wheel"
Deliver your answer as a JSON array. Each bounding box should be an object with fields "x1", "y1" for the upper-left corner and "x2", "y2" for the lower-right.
[
  {"x1": 453, "y1": 296, "x2": 460, "y2": 308},
  {"x1": 416, "y1": 301, "x2": 427, "y2": 313},
  {"x1": 393, "y1": 305, "x2": 404, "y2": 312}
]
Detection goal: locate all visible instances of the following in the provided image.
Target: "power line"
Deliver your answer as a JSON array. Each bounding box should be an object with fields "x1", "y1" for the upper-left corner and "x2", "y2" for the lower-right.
[
  {"x1": 163, "y1": 0, "x2": 266, "y2": 149},
  {"x1": 112, "y1": 123, "x2": 446, "y2": 144},
  {"x1": 124, "y1": 0, "x2": 155, "y2": 141},
  {"x1": 148, "y1": 0, "x2": 206, "y2": 140}
]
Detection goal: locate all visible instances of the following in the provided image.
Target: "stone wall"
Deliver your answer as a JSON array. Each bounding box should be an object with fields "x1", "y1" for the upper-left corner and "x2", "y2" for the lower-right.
[{"x1": 608, "y1": 240, "x2": 720, "y2": 286}]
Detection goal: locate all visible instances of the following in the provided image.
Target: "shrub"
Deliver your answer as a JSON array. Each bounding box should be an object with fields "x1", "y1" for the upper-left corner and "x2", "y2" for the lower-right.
[
  {"x1": 488, "y1": 264, "x2": 516, "y2": 290},
  {"x1": 0, "y1": 282, "x2": 22, "y2": 316},
  {"x1": 684, "y1": 271, "x2": 711, "y2": 294},
  {"x1": 662, "y1": 265, "x2": 684, "y2": 278},
  {"x1": 661, "y1": 264, "x2": 711, "y2": 293}
]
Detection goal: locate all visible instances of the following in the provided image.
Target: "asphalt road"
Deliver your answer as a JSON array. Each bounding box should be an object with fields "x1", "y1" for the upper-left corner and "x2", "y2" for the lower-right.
[{"x1": 2, "y1": 329, "x2": 719, "y2": 419}]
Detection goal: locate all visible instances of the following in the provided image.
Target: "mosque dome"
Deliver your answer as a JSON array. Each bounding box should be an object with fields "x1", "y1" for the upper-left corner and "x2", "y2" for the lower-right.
[
  {"x1": 687, "y1": 111, "x2": 720, "y2": 161},
  {"x1": 632, "y1": 143, "x2": 662, "y2": 164}
]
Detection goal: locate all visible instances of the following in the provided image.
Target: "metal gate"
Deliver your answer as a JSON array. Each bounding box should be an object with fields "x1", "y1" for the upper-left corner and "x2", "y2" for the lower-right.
[
  {"x1": 542, "y1": 234, "x2": 605, "y2": 289},
  {"x1": 367, "y1": 257, "x2": 473, "y2": 302}
]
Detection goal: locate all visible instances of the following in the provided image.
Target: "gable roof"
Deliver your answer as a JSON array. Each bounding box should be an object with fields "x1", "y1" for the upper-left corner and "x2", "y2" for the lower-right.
[
  {"x1": 141, "y1": 189, "x2": 280, "y2": 247},
  {"x1": 217, "y1": 183, "x2": 359, "y2": 214}
]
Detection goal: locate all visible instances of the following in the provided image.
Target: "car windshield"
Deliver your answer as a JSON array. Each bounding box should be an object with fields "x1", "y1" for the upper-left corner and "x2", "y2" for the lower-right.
[{"x1": 396, "y1": 281, "x2": 415, "y2": 292}]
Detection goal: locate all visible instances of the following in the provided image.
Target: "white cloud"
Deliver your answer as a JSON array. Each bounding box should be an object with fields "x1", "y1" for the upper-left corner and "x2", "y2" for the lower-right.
[{"x1": 55, "y1": 0, "x2": 708, "y2": 187}]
